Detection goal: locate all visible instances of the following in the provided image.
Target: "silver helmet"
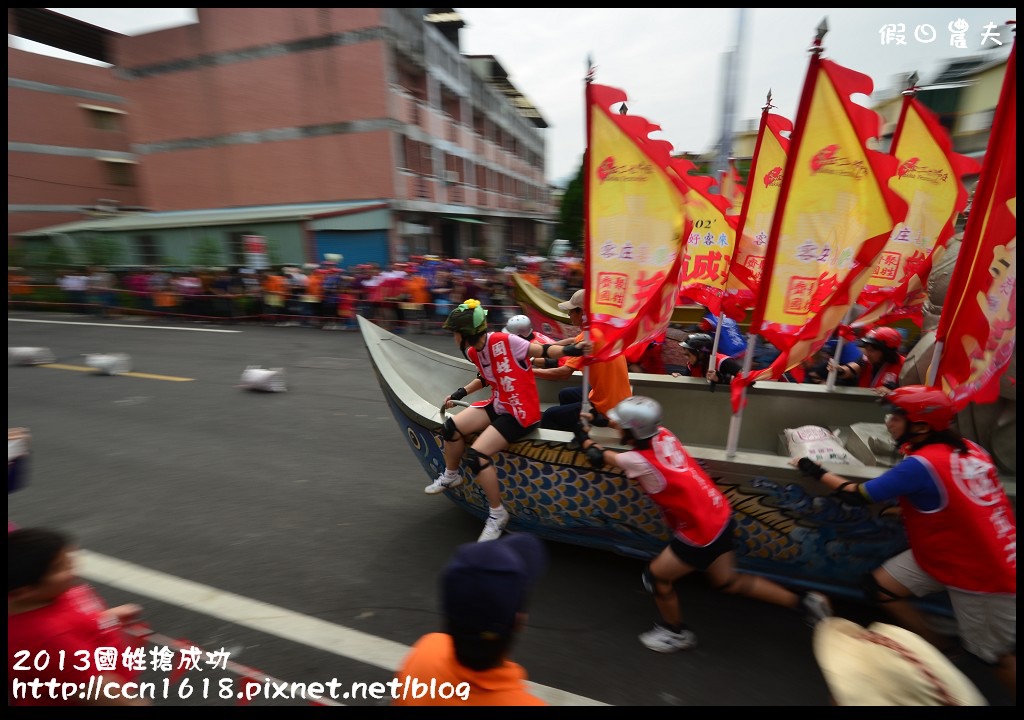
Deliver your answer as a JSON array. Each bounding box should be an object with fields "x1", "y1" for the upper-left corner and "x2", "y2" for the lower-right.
[
  {"x1": 608, "y1": 396, "x2": 662, "y2": 439},
  {"x1": 503, "y1": 314, "x2": 533, "y2": 338}
]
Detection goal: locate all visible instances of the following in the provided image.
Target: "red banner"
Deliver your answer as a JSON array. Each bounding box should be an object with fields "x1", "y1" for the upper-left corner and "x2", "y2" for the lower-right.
[
  {"x1": 730, "y1": 52, "x2": 905, "y2": 413},
  {"x1": 584, "y1": 82, "x2": 689, "y2": 363},
  {"x1": 720, "y1": 158, "x2": 746, "y2": 215},
  {"x1": 674, "y1": 159, "x2": 738, "y2": 316},
  {"x1": 932, "y1": 40, "x2": 1016, "y2": 410},
  {"x1": 724, "y1": 111, "x2": 792, "y2": 318},
  {"x1": 850, "y1": 93, "x2": 981, "y2": 332}
]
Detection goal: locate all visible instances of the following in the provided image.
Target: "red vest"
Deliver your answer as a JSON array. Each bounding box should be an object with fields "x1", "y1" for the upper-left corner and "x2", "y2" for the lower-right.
[
  {"x1": 689, "y1": 353, "x2": 730, "y2": 377},
  {"x1": 857, "y1": 355, "x2": 905, "y2": 388},
  {"x1": 467, "y1": 332, "x2": 541, "y2": 427},
  {"x1": 901, "y1": 441, "x2": 1016, "y2": 593},
  {"x1": 636, "y1": 428, "x2": 732, "y2": 546}
]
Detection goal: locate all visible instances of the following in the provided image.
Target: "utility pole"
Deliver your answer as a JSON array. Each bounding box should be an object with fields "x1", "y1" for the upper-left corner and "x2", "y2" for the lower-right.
[{"x1": 711, "y1": 8, "x2": 747, "y2": 186}]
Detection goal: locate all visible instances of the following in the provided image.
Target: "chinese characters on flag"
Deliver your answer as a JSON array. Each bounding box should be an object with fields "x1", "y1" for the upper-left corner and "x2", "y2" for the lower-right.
[
  {"x1": 850, "y1": 92, "x2": 980, "y2": 332},
  {"x1": 730, "y1": 52, "x2": 906, "y2": 413},
  {"x1": 724, "y1": 111, "x2": 792, "y2": 318},
  {"x1": 932, "y1": 39, "x2": 1016, "y2": 410},
  {"x1": 584, "y1": 82, "x2": 689, "y2": 363}
]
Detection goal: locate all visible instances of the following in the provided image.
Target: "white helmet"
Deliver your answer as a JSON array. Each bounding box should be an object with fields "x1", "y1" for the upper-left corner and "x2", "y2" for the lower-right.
[
  {"x1": 503, "y1": 314, "x2": 533, "y2": 338},
  {"x1": 608, "y1": 396, "x2": 662, "y2": 439}
]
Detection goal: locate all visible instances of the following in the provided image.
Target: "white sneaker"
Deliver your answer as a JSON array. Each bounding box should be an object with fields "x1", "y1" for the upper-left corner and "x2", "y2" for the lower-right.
[
  {"x1": 639, "y1": 624, "x2": 697, "y2": 653},
  {"x1": 424, "y1": 470, "x2": 463, "y2": 494},
  {"x1": 477, "y1": 508, "x2": 509, "y2": 542}
]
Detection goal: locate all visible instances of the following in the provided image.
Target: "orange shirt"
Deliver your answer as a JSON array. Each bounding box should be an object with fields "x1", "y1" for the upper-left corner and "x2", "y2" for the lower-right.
[
  {"x1": 9, "y1": 272, "x2": 32, "y2": 296},
  {"x1": 393, "y1": 633, "x2": 545, "y2": 706},
  {"x1": 265, "y1": 274, "x2": 288, "y2": 296},
  {"x1": 405, "y1": 275, "x2": 431, "y2": 304},
  {"x1": 564, "y1": 327, "x2": 632, "y2": 415},
  {"x1": 305, "y1": 272, "x2": 323, "y2": 301}
]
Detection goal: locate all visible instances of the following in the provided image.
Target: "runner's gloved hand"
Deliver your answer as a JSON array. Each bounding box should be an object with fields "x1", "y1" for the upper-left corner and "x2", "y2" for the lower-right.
[{"x1": 797, "y1": 457, "x2": 827, "y2": 481}]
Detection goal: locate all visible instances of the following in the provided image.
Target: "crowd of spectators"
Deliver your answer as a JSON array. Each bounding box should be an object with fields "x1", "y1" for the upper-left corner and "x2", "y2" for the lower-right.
[{"x1": 8, "y1": 257, "x2": 583, "y2": 332}]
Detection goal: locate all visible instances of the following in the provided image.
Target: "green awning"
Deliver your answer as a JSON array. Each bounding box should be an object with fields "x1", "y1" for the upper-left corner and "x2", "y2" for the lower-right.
[{"x1": 442, "y1": 216, "x2": 487, "y2": 224}]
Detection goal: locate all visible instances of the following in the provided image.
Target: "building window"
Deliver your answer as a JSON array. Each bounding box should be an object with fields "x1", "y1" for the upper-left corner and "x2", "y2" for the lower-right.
[
  {"x1": 134, "y1": 235, "x2": 161, "y2": 266},
  {"x1": 227, "y1": 232, "x2": 249, "y2": 266},
  {"x1": 100, "y1": 159, "x2": 137, "y2": 186},
  {"x1": 79, "y1": 104, "x2": 126, "y2": 131},
  {"x1": 420, "y1": 143, "x2": 434, "y2": 177}
]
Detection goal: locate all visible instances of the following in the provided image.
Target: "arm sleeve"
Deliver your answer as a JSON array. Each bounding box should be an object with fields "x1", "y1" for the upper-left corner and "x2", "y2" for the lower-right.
[
  {"x1": 616, "y1": 452, "x2": 665, "y2": 494},
  {"x1": 507, "y1": 334, "x2": 533, "y2": 365},
  {"x1": 860, "y1": 457, "x2": 943, "y2": 511}
]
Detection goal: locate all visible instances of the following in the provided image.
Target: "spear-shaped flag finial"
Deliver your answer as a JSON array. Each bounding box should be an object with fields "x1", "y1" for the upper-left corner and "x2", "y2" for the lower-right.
[
  {"x1": 902, "y1": 71, "x2": 920, "y2": 96},
  {"x1": 811, "y1": 17, "x2": 829, "y2": 54}
]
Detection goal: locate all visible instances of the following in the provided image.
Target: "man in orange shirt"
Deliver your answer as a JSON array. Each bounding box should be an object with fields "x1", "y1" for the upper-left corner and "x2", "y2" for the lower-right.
[
  {"x1": 537, "y1": 289, "x2": 632, "y2": 431},
  {"x1": 262, "y1": 268, "x2": 289, "y2": 325},
  {"x1": 393, "y1": 535, "x2": 548, "y2": 706}
]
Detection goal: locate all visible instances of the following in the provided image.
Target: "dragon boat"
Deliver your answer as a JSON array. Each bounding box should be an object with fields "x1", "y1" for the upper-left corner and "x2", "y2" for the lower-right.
[{"x1": 359, "y1": 315, "x2": 1015, "y2": 602}]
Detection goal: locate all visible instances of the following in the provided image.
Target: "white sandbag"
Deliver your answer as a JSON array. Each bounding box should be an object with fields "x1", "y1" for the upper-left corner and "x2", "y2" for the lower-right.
[
  {"x1": 783, "y1": 425, "x2": 865, "y2": 466},
  {"x1": 9, "y1": 347, "x2": 55, "y2": 365},
  {"x1": 8, "y1": 427, "x2": 31, "y2": 462},
  {"x1": 240, "y1": 366, "x2": 286, "y2": 392},
  {"x1": 84, "y1": 352, "x2": 132, "y2": 375},
  {"x1": 8, "y1": 427, "x2": 31, "y2": 494}
]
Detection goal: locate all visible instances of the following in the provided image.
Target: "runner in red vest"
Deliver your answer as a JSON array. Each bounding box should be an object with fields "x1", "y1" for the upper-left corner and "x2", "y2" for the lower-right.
[
  {"x1": 829, "y1": 326, "x2": 906, "y2": 395},
  {"x1": 575, "y1": 396, "x2": 832, "y2": 653},
  {"x1": 502, "y1": 314, "x2": 556, "y2": 345},
  {"x1": 426, "y1": 300, "x2": 591, "y2": 542},
  {"x1": 795, "y1": 385, "x2": 1016, "y2": 700},
  {"x1": 673, "y1": 333, "x2": 742, "y2": 390}
]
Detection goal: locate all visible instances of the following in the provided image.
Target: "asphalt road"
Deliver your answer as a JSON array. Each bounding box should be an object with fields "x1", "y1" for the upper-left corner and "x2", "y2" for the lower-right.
[{"x1": 7, "y1": 311, "x2": 1013, "y2": 707}]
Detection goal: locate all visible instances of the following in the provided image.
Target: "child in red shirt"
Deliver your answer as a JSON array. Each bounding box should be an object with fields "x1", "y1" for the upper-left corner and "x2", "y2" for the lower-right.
[{"x1": 8, "y1": 528, "x2": 149, "y2": 706}]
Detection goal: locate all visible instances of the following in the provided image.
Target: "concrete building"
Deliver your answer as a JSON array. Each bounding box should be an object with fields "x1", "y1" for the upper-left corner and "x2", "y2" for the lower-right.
[{"x1": 9, "y1": 8, "x2": 556, "y2": 268}]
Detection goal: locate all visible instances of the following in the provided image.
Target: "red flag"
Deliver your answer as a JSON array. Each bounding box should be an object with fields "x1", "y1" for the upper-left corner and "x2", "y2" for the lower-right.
[
  {"x1": 730, "y1": 51, "x2": 905, "y2": 413},
  {"x1": 932, "y1": 40, "x2": 1016, "y2": 410},
  {"x1": 724, "y1": 109, "x2": 792, "y2": 318},
  {"x1": 584, "y1": 82, "x2": 690, "y2": 363},
  {"x1": 673, "y1": 158, "x2": 738, "y2": 316},
  {"x1": 720, "y1": 158, "x2": 747, "y2": 215},
  {"x1": 850, "y1": 92, "x2": 981, "y2": 332}
]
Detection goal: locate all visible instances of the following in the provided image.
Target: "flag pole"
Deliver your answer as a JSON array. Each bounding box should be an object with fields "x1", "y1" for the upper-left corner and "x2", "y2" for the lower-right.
[
  {"x1": 726, "y1": 20, "x2": 828, "y2": 458},
  {"x1": 725, "y1": 332, "x2": 758, "y2": 457},
  {"x1": 825, "y1": 306, "x2": 855, "y2": 390},
  {"x1": 580, "y1": 56, "x2": 595, "y2": 425}
]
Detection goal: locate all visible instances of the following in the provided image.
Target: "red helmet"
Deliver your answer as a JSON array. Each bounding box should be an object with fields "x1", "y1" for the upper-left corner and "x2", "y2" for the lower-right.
[
  {"x1": 885, "y1": 385, "x2": 956, "y2": 431},
  {"x1": 861, "y1": 326, "x2": 902, "y2": 351}
]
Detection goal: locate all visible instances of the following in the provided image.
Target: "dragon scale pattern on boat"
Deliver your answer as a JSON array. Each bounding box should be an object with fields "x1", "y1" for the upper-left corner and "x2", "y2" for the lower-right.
[{"x1": 382, "y1": 386, "x2": 908, "y2": 593}]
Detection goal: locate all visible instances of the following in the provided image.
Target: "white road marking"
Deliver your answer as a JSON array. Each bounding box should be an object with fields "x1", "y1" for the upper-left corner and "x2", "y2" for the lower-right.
[
  {"x1": 8, "y1": 318, "x2": 242, "y2": 333},
  {"x1": 78, "y1": 550, "x2": 607, "y2": 706}
]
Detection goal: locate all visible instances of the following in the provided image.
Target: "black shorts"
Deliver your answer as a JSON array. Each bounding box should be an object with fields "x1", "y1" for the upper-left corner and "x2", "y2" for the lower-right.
[
  {"x1": 484, "y1": 403, "x2": 539, "y2": 444},
  {"x1": 668, "y1": 519, "x2": 736, "y2": 570}
]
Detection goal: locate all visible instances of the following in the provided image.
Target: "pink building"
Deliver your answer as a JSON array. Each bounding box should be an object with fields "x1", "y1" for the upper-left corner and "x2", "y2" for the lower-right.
[{"x1": 9, "y1": 8, "x2": 555, "y2": 266}]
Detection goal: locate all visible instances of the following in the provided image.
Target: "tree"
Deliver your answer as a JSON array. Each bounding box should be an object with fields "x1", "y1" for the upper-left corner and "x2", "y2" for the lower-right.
[
  {"x1": 557, "y1": 163, "x2": 584, "y2": 254},
  {"x1": 83, "y1": 234, "x2": 124, "y2": 268},
  {"x1": 190, "y1": 236, "x2": 221, "y2": 268}
]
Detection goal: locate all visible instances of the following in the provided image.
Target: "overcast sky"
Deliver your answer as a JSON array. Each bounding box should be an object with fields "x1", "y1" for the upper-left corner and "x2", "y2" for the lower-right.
[{"x1": 16, "y1": 8, "x2": 1015, "y2": 185}]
